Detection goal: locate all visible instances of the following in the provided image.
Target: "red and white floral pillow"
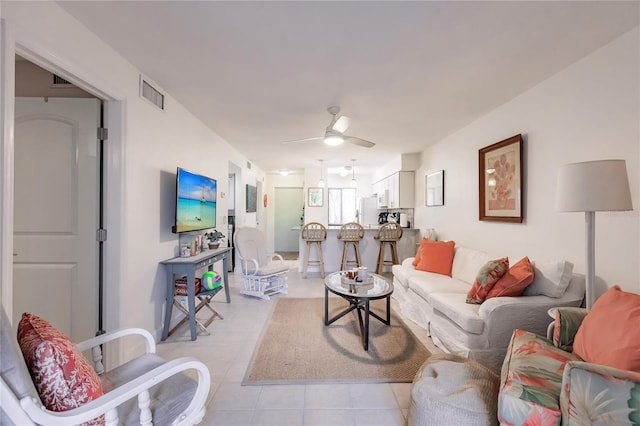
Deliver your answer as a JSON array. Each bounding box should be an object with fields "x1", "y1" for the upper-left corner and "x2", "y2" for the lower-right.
[{"x1": 17, "y1": 312, "x2": 104, "y2": 426}]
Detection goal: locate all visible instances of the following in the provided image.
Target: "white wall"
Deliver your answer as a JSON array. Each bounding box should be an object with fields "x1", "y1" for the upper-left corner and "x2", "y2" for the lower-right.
[
  {"x1": 1, "y1": 2, "x2": 264, "y2": 358},
  {"x1": 414, "y1": 28, "x2": 639, "y2": 295}
]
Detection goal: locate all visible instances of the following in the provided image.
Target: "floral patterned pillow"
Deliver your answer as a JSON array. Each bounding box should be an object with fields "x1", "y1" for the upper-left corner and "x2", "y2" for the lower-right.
[
  {"x1": 17, "y1": 312, "x2": 104, "y2": 426},
  {"x1": 466, "y1": 257, "x2": 509, "y2": 304}
]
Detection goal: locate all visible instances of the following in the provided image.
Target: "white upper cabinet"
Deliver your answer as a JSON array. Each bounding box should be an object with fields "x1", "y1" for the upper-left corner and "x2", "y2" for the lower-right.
[{"x1": 374, "y1": 171, "x2": 414, "y2": 208}]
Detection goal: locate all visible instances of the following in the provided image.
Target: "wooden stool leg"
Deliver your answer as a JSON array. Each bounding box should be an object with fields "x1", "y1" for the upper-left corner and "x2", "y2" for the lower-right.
[
  {"x1": 354, "y1": 242, "x2": 362, "y2": 267},
  {"x1": 391, "y1": 241, "x2": 399, "y2": 265},
  {"x1": 303, "y1": 242, "x2": 311, "y2": 278},
  {"x1": 316, "y1": 242, "x2": 325, "y2": 278},
  {"x1": 376, "y1": 241, "x2": 384, "y2": 274},
  {"x1": 341, "y1": 242, "x2": 348, "y2": 270}
]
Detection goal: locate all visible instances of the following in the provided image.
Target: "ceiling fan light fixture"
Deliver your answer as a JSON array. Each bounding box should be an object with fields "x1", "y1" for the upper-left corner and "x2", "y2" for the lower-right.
[
  {"x1": 318, "y1": 159, "x2": 325, "y2": 187},
  {"x1": 350, "y1": 159, "x2": 357, "y2": 188},
  {"x1": 324, "y1": 134, "x2": 344, "y2": 146}
]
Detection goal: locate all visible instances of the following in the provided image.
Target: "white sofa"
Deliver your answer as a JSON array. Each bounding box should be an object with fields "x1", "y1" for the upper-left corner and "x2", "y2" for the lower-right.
[{"x1": 392, "y1": 245, "x2": 585, "y2": 373}]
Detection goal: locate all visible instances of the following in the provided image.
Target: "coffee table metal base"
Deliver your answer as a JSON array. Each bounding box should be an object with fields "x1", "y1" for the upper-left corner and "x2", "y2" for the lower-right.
[{"x1": 324, "y1": 287, "x2": 391, "y2": 351}]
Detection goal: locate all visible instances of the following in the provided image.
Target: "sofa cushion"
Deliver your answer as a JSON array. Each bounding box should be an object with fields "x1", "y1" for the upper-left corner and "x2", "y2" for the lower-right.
[
  {"x1": 451, "y1": 246, "x2": 494, "y2": 284},
  {"x1": 466, "y1": 257, "x2": 509, "y2": 304},
  {"x1": 415, "y1": 240, "x2": 456, "y2": 276},
  {"x1": 498, "y1": 329, "x2": 580, "y2": 426},
  {"x1": 573, "y1": 285, "x2": 640, "y2": 372},
  {"x1": 17, "y1": 313, "x2": 104, "y2": 426},
  {"x1": 486, "y1": 256, "x2": 535, "y2": 299},
  {"x1": 427, "y1": 292, "x2": 485, "y2": 334},
  {"x1": 407, "y1": 274, "x2": 471, "y2": 299},
  {"x1": 523, "y1": 260, "x2": 573, "y2": 298},
  {"x1": 392, "y1": 258, "x2": 424, "y2": 290}
]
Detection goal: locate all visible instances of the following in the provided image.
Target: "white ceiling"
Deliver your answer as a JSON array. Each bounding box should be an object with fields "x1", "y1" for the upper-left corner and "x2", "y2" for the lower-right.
[{"x1": 57, "y1": 1, "x2": 639, "y2": 175}]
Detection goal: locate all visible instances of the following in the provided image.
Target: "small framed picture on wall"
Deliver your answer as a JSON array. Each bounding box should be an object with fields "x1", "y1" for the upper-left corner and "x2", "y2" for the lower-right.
[
  {"x1": 479, "y1": 134, "x2": 523, "y2": 222},
  {"x1": 308, "y1": 187, "x2": 323, "y2": 207},
  {"x1": 425, "y1": 170, "x2": 444, "y2": 206}
]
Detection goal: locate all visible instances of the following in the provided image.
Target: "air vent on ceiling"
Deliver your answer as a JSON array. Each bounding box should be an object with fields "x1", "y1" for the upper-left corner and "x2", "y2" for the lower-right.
[
  {"x1": 51, "y1": 74, "x2": 74, "y2": 88},
  {"x1": 139, "y1": 75, "x2": 165, "y2": 111}
]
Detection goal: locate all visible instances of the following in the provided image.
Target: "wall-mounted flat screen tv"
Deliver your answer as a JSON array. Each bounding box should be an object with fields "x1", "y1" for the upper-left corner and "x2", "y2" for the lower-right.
[
  {"x1": 246, "y1": 184, "x2": 257, "y2": 213},
  {"x1": 173, "y1": 167, "x2": 217, "y2": 233}
]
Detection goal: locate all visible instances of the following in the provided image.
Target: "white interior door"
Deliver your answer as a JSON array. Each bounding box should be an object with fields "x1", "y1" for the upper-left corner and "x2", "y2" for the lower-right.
[
  {"x1": 13, "y1": 97, "x2": 100, "y2": 342},
  {"x1": 274, "y1": 187, "x2": 303, "y2": 252}
]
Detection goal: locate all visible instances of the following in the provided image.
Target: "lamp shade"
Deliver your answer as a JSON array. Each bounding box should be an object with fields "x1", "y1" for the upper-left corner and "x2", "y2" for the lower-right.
[{"x1": 555, "y1": 160, "x2": 633, "y2": 212}]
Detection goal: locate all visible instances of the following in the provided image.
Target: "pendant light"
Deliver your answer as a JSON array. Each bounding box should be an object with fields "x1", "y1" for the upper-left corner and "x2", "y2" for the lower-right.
[
  {"x1": 350, "y1": 159, "x2": 357, "y2": 188},
  {"x1": 318, "y1": 159, "x2": 325, "y2": 188}
]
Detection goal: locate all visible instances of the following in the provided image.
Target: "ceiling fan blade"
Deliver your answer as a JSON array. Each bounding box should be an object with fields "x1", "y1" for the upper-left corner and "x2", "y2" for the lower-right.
[
  {"x1": 281, "y1": 136, "x2": 323, "y2": 145},
  {"x1": 332, "y1": 115, "x2": 351, "y2": 134},
  {"x1": 345, "y1": 136, "x2": 375, "y2": 148}
]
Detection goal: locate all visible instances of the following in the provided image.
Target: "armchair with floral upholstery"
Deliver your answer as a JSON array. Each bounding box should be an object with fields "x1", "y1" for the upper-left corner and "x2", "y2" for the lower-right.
[{"x1": 498, "y1": 286, "x2": 640, "y2": 425}]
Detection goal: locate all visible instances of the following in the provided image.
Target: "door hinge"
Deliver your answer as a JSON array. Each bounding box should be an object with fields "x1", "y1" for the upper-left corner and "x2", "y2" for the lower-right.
[
  {"x1": 96, "y1": 229, "x2": 108, "y2": 242},
  {"x1": 97, "y1": 127, "x2": 108, "y2": 141}
]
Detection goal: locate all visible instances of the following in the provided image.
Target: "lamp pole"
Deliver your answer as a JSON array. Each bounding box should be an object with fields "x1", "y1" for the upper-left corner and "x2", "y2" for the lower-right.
[{"x1": 584, "y1": 211, "x2": 595, "y2": 309}]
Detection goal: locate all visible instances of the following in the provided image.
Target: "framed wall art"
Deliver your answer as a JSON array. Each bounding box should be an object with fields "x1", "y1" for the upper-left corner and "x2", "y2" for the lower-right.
[
  {"x1": 308, "y1": 187, "x2": 323, "y2": 207},
  {"x1": 479, "y1": 134, "x2": 523, "y2": 223},
  {"x1": 246, "y1": 184, "x2": 257, "y2": 213},
  {"x1": 425, "y1": 170, "x2": 444, "y2": 206}
]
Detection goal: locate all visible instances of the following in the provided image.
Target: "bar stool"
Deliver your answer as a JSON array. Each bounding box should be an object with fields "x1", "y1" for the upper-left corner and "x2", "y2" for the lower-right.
[
  {"x1": 337, "y1": 222, "x2": 365, "y2": 270},
  {"x1": 375, "y1": 222, "x2": 403, "y2": 274},
  {"x1": 301, "y1": 222, "x2": 327, "y2": 278}
]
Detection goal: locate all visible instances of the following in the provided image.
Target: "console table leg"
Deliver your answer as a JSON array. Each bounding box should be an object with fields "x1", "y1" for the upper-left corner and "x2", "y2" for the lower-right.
[
  {"x1": 187, "y1": 270, "x2": 197, "y2": 341},
  {"x1": 222, "y1": 255, "x2": 231, "y2": 303},
  {"x1": 161, "y1": 272, "x2": 174, "y2": 341}
]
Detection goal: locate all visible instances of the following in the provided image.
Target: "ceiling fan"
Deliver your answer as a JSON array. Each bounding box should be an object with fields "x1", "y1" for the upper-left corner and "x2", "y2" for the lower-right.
[{"x1": 282, "y1": 106, "x2": 375, "y2": 148}]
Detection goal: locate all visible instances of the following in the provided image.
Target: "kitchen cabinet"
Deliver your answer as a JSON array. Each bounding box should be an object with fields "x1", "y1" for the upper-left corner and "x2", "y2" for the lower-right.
[{"x1": 374, "y1": 171, "x2": 414, "y2": 209}]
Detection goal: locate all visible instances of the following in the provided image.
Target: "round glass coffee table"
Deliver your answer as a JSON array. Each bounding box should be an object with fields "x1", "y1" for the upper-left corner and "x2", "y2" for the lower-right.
[{"x1": 324, "y1": 271, "x2": 394, "y2": 351}]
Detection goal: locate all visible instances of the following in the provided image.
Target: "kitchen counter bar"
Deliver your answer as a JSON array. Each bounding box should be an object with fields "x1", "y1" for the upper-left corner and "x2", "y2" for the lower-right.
[{"x1": 296, "y1": 226, "x2": 420, "y2": 274}]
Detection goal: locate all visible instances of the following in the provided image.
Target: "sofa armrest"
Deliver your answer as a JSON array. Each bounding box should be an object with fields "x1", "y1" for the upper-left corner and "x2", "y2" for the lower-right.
[
  {"x1": 551, "y1": 307, "x2": 588, "y2": 352},
  {"x1": 402, "y1": 257, "x2": 415, "y2": 267},
  {"x1": 560, "y1": 361, "x2": 640, "y2": 424},
  {"x1": 478, "y1": 296, "x2": 580, "y2": 348}
]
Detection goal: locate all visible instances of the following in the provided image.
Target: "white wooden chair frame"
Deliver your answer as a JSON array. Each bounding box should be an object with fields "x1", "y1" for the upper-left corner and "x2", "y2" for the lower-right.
[
  {"x1": 1, "y1": 326, "x2": 210, "y2": 426},
  {"x1": 234, "y1": 227, "x2": 289, "y2": 300},
  {"x1": 237, "y1": 256, "x2": 289, "y2": 300}
]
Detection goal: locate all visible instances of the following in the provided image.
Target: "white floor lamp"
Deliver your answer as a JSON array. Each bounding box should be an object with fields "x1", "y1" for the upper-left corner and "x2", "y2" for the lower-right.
[{"x1": 554, "y1": 160, "x2": 633, "y2": 309}]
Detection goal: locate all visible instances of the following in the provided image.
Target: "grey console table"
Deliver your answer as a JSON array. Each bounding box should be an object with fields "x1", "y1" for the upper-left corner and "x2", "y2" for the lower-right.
[{"x1": 160, "y1": 247, "x2": 231, "y2": 341}]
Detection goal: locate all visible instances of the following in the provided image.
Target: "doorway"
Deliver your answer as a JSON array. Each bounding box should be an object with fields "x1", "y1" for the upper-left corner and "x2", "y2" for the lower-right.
[
  {"x1": 13, "y1": 97, "x2": 101, "y2": 342},
  {"x1": 274, "y1": 187, "x2": 303, "y2": 259},
  {"x1": 10, "y1": 57, "x2": 103, "y2": 343},
  {"x1": 2, "y1": 33, "x2": 124, "y2": 367}
]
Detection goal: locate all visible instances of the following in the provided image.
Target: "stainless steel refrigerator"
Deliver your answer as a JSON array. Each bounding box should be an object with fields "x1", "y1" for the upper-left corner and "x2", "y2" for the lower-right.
[{"x1": 357, "y1": 196, "x2": 379, "y2": 227}]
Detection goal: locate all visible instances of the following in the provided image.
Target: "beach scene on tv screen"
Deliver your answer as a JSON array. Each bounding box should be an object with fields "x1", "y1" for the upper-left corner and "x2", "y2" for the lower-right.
[{"x1": 176, "y1": 170, "x2": 217, "y2": 232}]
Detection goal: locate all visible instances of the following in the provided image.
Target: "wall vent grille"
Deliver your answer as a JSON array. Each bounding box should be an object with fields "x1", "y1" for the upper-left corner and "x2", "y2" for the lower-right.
[
  {"x1": 52, "y1": 74, "x2": 73, "y2": 87},
  {"x1": 139, "y1": 76, "x2": 165, "y2": 110},
  {"x1": 247, "y1": 161, "x2": 252, "y2": 169}
]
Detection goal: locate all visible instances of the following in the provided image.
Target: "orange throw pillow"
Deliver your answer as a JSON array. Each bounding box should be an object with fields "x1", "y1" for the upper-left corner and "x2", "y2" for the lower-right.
[
  {"x1": 415, "y1": 240, "x2": 456, "y2": 276},
  {"x1": 573, "y1": 285, "x2": 640, "y2": 372},
  {"x1": 412, "y1": 238, "x2": 430, "y2": 267},
  {"x1": 466, "y1": 258, "x2": 509, "y2": 304},
  {"x1": 486, "y1": 256, "x2": 535, "y2": 299}
]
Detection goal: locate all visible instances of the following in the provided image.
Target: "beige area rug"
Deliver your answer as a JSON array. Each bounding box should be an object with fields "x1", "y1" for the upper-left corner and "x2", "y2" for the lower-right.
[
  {"x1": 243, "y1": 297, "x2": 431, "y2": 385},
  {"x1": 276, "y1": 251, "x2": 299, "y2": 260}
]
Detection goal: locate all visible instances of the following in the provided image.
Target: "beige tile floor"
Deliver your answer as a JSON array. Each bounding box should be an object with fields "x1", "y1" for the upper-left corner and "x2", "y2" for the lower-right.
[{"x1": 158, "y1": 260, "x2": 441, "y2": 426}]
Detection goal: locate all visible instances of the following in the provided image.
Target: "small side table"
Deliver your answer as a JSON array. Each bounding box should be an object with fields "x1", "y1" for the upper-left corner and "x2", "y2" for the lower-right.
[{"x1": 160, "y1": 247, "x2": 231, "y2": 341}]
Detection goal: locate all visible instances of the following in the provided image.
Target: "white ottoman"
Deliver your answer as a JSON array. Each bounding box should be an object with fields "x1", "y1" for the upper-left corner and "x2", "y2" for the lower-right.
[{"x1": 408, "y1": 353, "x2": 499, "y2": 426}]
